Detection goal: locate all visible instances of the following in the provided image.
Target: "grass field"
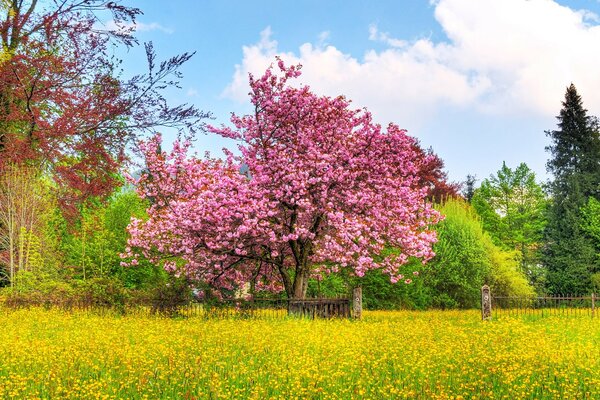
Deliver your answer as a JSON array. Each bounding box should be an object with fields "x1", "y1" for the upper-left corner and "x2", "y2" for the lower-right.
[{"x1": 0, "y1": 308, "x2": 599, "y2": 399}]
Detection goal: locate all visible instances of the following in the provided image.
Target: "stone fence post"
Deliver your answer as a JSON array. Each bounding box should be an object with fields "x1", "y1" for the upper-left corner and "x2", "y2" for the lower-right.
[
  {"x1": 481, "y1": 285, "x2": 492, "y2": 321},
  {"x1": 353, "y1": 286, "x2": 362, "y2": 319}
]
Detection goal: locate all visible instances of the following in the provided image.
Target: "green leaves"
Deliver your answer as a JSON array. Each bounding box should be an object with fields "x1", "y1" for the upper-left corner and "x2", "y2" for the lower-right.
[
  {"x1": 61, "y1": 190, "x2": 162, "y2": 288},
  {"x1": 471, "y1": 162, "x2": 547, "y2": 292},
  {"x1": 544, "y1": 84, "x2": 600, "y2": 295}
]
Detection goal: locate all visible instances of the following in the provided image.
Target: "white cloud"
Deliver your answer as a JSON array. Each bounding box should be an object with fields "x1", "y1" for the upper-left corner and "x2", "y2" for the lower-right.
[
  {"x1": 105, "y1": 20, "x2": 173, "y2": 35},
  {"x1": 186, "y1": 88, "x2": 199, "y2": 97},
  {"x1": 368, "y1": 25, "x2": 407, "y2": 48},
  {"x1": 223, "y1": 0, "x2": 600, "y2": 128},
  {"x1": 136, "y1": 22, "x2": 173, "y2": 34},
  {"x1": 317, "y1": 31, "x2": 331, "y2": 46}
]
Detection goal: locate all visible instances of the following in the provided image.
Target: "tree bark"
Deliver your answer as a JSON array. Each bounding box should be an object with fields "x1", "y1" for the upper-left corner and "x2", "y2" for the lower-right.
[{"x1": 291, "y1": 266, "x2": 309, "y2": 299}]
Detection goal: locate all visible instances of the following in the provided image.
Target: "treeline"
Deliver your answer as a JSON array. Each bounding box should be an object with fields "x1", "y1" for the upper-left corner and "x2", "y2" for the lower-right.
[
  {"x1": 359, "y1": 84, "x2": 600, "y2": 309},
  {"x1": 0, "y1": 165, "x2": 170, "y2": 306},
  {"x1": 0, "y1": 73, "x2": 594, "y2": 312},
  {"x1": 0, "y1": 1, "x2": 204, "y2": 308},
  {"x1": 1, "y1": 2, "x2": 598, "y2": 311}
]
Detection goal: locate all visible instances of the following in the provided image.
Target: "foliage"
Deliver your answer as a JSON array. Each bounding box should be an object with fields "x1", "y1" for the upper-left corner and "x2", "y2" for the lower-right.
[
  {"x1": 580, "y1": 197, "x2": 600, "y2": 291},
  {"x1": 423, "y1": 200, "x2": 491, "y2": 308},
  {"x1": 591, "y1": 272, "x2": 600, "y2": 292},
  {"x1": 126, "y1": 60, "x2": 441, "y2": 299},
  {"x1": 544, "y1": 84, "x2": 600, "y2": 295},
  {"x1": 0, "y1": 309, "x2": 599, "y2": 398},
  {"x1": 0, "y1": 1, "x2": 208, "y2": 216},
  {"x1": 1, "y1": 183, "x2": 166, "y2": 297},
  {"x1": 472, "y1": 162, "x2": 547, "y2": 292},
  {"x1": 73, "y1": 277, "x2": 129, "y2": 311},
  {"x1": 362, "y1": 199, "x2": 533, "y2": 309},
  {"x1": 484, "y1": 238, "x2": 535, "y2": 298},
  {"x1": 580, "y1": 197, "x2": 600, "y2": 245},
  {"x1": 360, "y1": 264, "x2": 430, "y2": 310},
  {"x1": 462, "y1": 174, "x2": 477, "y2": 202},
  {"x1": 148, "y1": 276, "x2": 194, "y2": 317},
  {"x1": 305, "y1": 272, "x2": 350, "y2": 299},
  {"x1": 61, "y1": 190, "x2": 164, "y2": 288},
  {"x1": 0, "y1": 165, "x2": 59, "y2": 287},
  {"x1": 2, "y1": 281, "x2": 75, "y2": 308},
  {"x1": 2, "y1": 277, "x2": 129, "y2": 311},
  {"x1": 412, "y1": 143, "x2": 461, "y2": 203}
]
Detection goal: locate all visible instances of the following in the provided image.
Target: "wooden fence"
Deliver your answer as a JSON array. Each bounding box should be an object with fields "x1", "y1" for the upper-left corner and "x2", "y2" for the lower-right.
[
  {"x1": 288, "y1": 298, "x2": 351, "y2": 318},
  {"x1": 1, "y1": 288, "x2": 363, "y2": 320},
  {"x1": 481, "y1": 285, "x2": 597, "y2": 320}
]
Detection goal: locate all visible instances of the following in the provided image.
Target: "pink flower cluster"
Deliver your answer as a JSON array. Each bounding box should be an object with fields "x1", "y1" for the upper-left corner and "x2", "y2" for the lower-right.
[{"x1": 125, "y1": 59, "x2": 441, "y2": 295}]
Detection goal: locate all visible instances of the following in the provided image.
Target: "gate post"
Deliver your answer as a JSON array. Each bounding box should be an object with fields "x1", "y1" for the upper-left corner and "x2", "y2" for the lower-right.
[
  {"x1": 353, "y1": 286, "x2": 362, "y2": 319},
  {"x1": 481, "y1": 285, "x2": 492, "y2": 321}
]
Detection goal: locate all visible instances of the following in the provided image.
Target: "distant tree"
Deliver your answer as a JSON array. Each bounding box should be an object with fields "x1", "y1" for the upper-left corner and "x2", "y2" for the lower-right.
[
  {"x1": 544, "y1": 84, "x2": 600, "y2": 295},
  {"x1": 580, "y1": 197, "x2": 600, "y2": 291},
  {"x1": 0, "y1": 165, "x2": 57, "y2": 287},
  {"x1": 462, "y1": 174, "x2": 477, "y2": 202},
  {"x1": 471, "y1": 162, "x2": 547, "y2": 292},
  {"x1": 0, "y1": 1, "x2": 208, "y2": 217},
  {"x1": 126, "y1": 60, "x2": 441, "y2": 299}
]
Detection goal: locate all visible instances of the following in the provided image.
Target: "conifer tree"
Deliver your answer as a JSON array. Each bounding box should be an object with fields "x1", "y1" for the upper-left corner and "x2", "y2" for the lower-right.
[
  {"x1": 544, "y1": 84, "x2": 600, "y2": 294},
  {"x1": 462, "y1": 174, "x2": 477, "y2": 202}
]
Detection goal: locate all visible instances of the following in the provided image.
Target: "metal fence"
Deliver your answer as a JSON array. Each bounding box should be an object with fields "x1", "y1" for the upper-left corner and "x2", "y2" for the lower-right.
[
  {"x1": 483, "y1": 286, "x2": 597, "y2": 319},
  {"x1": 1, "y1": 297, "x2": 356, "y2": 319}
]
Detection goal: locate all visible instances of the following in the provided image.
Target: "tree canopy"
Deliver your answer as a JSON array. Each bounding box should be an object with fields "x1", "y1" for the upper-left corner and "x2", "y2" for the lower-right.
[
  {"x1": 0, "y1": 0, "x2": 207, "y2": 216},
  {"x1": 471, "y1": 162, "x2": 547, "y2": 291},
  {"x1": 125, "y1": 60, "x2": 441, "y2": 299},
  {"x1": 544, "y1": 84, "x2": 600, "y2": 295}
]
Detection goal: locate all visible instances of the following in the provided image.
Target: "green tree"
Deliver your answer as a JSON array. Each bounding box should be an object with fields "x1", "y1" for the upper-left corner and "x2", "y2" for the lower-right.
[
  {"x1": 360, "y1": 199, "x2": 533, "y2": 309},
  {"x1": 483, "y1": 238, "x2": 534, "y2": 299},
  {"x1": 0, "y1": 165, "x2": 60, "y2": 288},
  {"x1": 62, "y1": 190, "x2": 164, "y2": 288},
  {"x1": 544, "y1": 84, "x2": 600, "y2": 295},
  {"x1": 424, "y1": 200, "x2": 490, "y2": 308},
  {"x1": 580, "y1": 197, "x2": 600, "y2": 293},
  {"x1": 471, "y1": 162, "x2": 547, "y2": 292}
]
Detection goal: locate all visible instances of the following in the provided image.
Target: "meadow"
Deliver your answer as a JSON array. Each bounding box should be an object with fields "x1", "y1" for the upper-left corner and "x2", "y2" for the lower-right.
[{"x1": 0, "y1": 309, "x2": 599, "y2": 399}]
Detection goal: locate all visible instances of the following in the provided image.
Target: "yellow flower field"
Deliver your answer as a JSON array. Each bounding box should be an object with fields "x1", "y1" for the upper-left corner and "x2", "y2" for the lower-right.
[{"x1": 0, "y1": 308, "x2": 599, "y2": 399}]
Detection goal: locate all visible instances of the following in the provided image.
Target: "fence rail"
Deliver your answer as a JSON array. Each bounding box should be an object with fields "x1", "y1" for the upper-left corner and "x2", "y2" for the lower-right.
[
  {"x1": 493, "y1": 295, "x2": 597, "y2": 318},
  {"x1": 1, "y1": 296, "x2": 358, "y2": 319},
  {"x1": 482, "y1": 285, "x2": 597, "y2": 319}
]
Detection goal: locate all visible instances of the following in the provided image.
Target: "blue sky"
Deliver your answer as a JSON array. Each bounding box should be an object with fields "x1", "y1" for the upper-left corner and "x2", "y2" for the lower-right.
[{"x1": 116, "y1": 0, "x2": 600, "y2": 185}]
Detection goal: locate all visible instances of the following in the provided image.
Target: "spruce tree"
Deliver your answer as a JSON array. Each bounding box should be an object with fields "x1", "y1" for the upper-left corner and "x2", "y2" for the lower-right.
[
  {"x1": 462, "y1": 174, "x2": 477, "y2": 202},
  {"x1": 544, "y1": 84, "x2": 600, "y2": 295}
]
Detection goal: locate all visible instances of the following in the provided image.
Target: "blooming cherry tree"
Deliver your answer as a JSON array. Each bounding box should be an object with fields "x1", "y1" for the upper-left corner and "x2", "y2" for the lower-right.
[{"x1": 126, "y1": 60, "x2": 441, "y2": 298}]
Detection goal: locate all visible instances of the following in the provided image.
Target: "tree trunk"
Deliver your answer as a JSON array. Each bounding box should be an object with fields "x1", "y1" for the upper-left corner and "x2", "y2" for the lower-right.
[
  {"x1": 8, "y1": 223, "x2": 14, "y2": 287},
  {"x1": 291, "y1": 267, "x2": 309, "y2": 299}
]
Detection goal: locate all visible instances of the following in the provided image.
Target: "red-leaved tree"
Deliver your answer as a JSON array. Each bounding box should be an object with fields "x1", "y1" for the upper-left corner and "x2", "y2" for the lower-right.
[
  {"x1": 0, "y1": 1, "x2": 207, "y2": 217},
  {"x1": 412, "y1": 143, "x2": 461, "y2": 203},
  {"x1": 125, "y1": 60, "x2": 441, "y2": 299}
]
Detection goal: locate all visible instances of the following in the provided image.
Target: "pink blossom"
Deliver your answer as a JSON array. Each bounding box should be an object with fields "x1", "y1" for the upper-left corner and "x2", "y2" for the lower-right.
[{"x1": 126, "y1": 59, "x2": 441, "y2": 298}]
